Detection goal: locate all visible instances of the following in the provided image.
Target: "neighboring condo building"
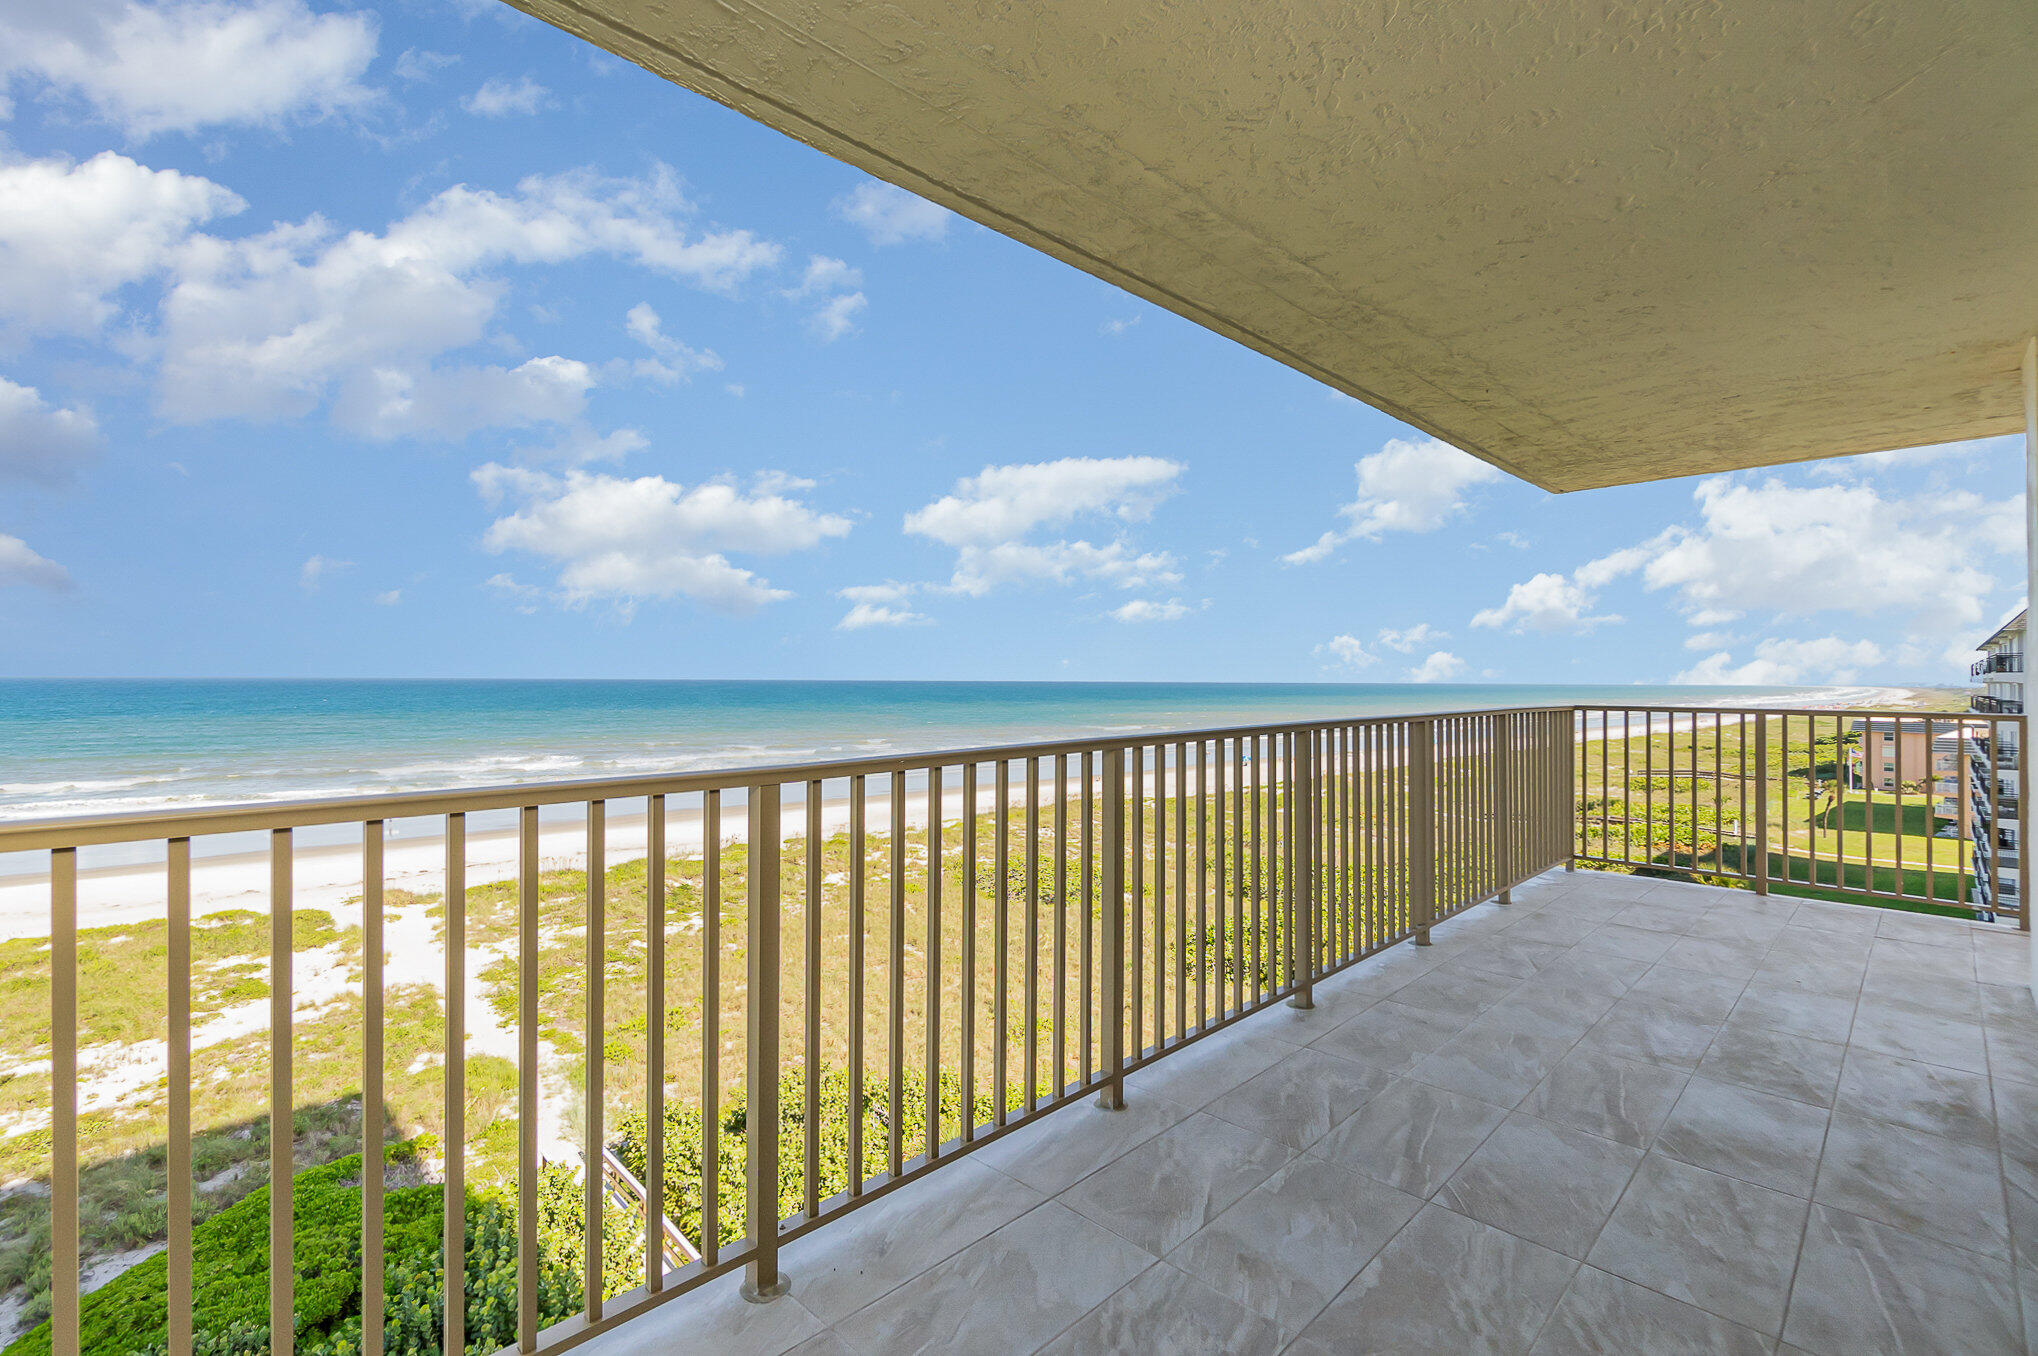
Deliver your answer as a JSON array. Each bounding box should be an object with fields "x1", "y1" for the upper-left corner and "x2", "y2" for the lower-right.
[{"x1": 1972, "y1": 609, "x2": 2025, "y2": 915}]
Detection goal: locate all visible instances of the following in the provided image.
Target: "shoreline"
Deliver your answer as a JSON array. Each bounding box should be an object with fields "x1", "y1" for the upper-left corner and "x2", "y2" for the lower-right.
[{"x1": 0, "y1": 686, "x2": 1946, "y2": 938}]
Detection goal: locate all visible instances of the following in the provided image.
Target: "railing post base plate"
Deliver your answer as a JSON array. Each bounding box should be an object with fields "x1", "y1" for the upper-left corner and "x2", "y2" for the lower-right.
[
  {"x1": 742, "y1": 1274, "x2": 793, "y2": 1304},
  {"x1": 1287, "y1": 992, "x2": 1314, "y2": 1010},
  {"x1": 1094, "y1": 1088, "x2": 1124, "y2": 1111},
  {"x1": 1414, "y1": 929, "x2": 1432, "y2": 947}
]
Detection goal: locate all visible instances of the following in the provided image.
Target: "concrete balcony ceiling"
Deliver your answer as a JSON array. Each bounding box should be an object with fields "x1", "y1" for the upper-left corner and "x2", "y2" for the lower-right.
[{"x1": 504, "y1": 0, "x2": 2038, "y2": 491}]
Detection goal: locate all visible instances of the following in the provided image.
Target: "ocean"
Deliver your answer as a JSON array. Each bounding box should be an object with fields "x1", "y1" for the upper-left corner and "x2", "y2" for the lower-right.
[{"x1": 0, "y1": 677, "x2": 1840, "y2": 825}]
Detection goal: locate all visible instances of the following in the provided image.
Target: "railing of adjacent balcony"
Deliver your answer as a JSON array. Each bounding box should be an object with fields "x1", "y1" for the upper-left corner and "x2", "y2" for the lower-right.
[
  {"x1": 1574, "y1": 706, "x2": 2026, "y2": 923},
  {"x1": 2, "y1": 706, "x2": 1577, "y2": 1356},
  {"x1": 1974, "y1": 653, "x2": 2024, "y2": 678},
  {"x1": 1974, "y1": 694, "x2": 2025, "y2": 715}
]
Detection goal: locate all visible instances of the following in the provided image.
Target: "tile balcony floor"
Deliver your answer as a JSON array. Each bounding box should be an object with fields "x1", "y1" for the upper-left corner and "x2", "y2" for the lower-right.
[{"x1": 581, "y1": 868, "x2": 2038, "y2": 1355}]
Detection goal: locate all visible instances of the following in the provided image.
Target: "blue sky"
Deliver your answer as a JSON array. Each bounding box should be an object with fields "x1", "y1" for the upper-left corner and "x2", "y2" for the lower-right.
[{"x1": 0, "y1": 0, "x2": 2025, "y2": 686}]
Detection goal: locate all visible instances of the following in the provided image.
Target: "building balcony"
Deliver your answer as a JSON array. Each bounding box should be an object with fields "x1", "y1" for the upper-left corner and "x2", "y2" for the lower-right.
[
  {"x1": 1973, "y1": 653, "x2": 2025, "y2": 678},
  {"x1": 1972, "y1": 695, "x2": 2025, "y2": 715},
  {"x1": 5, "y1": 702, "x2": 2033, "y2": 1356}
]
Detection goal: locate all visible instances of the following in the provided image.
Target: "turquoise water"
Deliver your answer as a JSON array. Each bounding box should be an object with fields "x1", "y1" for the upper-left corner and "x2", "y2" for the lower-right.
[{"x1": 0, "y1": 678, "x2": 1834, "y2": 823}]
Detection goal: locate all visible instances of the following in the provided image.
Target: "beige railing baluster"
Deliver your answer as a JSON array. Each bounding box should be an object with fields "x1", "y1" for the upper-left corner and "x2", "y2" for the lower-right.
[
  {"x1": 1097, "y1": 746, "x2": 1126, "y2": 1110},
  {"x1": 1052, "y1": 754, "x2": 1067, "y2": 1097},
  {"x1": 847, "y1": 777, "x2": 865, "y2": 1193},
  {"x1": 1085, "y1": 751, "x2": 1098, "y2": 1084},
  {"x1": 1024, "y1": 757, "x2": 1040, "y2": 1109},
  {"x1": 743, "y1": 782, "x2": 788, "y2": 1301},
  {"x1": 363, "y1": 820, "x2": 386, "y2": 1351},
  {"x1": 167, "y1": 838, "x2": 192, "y2": 1356},
  {"x1": 889, "y1": 771, "x2": 906, "y2": 1178},
  {"x1": 704, "y1": 791, "x2": 723, "y2": 1258},
  {"x1": 444, "y1": 813, "x2": 467, "y2": 1350},
  {"x1": 270, "y1": 829, "x2": 294, "y2": 1356},
  {"x1": 1412, "y1": 722, "x2": 1436, "y2": 945},
  {"x1": 51, "y1": 847, "x2": 78, "y2": 1356},
  {"x1": 926, "y1": 766, "x2": 943, "y2": 1160},
  {"x1": 994, "y1": 760, "x2": 1010, "y2": 1124},
  {"x1": 644, "y1": 796, "x2": 664, "y2": 1292},
  {"x1": 1292, "y1": 731, "x2": 1315, "y2": 1009},
  {"x1": 1175, "y1": 740, "x2": 1188, "y2": 1043},
  {"x1": 805, "y1": 781, "x2": 822, "y2": 1211},
  {"x1": 960, "y1": 762, "x2": 977, "y2": 1140},
  {"x1": 1754, "y1": 720, "x2": 1771, "y2": 896},
  {"x1": 1196, "y1": 741, "x2": 1209, "y2": 1029},
  {"x1": 518, "y1": 806, "x2": 540, "y2": 1348},
  {"x1": 585, "y1": 800, "x2": 606, "y2": 1319}
]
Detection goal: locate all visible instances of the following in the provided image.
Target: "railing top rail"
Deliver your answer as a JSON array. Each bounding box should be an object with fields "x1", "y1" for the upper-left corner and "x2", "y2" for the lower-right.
[{"x1": 0, "y1": 702, "x2": 1577, "y2": 851}]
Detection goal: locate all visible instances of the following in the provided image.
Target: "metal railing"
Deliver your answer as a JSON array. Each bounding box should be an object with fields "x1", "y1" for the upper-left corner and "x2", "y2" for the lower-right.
[
  {"x1": 1974, "y1": 653, "x2": 2024, "y2": 677},
  {"x1": 1575, "y1": 706, "x2": 2025, "y2": 920},
  {"x1": 1974, "y1": 695, "x2": 2025, "y2": 715},
  {"x1": 2, "y1": 706, "x2": 1575, "y2": 1356}
]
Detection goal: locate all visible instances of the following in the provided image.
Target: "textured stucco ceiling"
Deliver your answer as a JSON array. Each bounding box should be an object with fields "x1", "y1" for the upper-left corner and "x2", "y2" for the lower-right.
[{"x1": 505, "y1": 0, "x2": 2038, "y2": 491}]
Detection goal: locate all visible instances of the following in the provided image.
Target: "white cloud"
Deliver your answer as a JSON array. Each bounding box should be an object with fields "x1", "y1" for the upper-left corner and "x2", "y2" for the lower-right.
[
  {"x1": 0, "y1": 534, "x2": 70, "y2": 590},
  {"x1": 1408, "y1": 650, "x2": 1466, "y2": 683},
  {"x1": 623, "y1": 302, "x2": 721, "y2": 381},
  {"x1": 1677, "y1": 636, "x2": 1884, "y2": 685},
  {"x1": 300, "y1": 554, "x2": 350, "y2": 589},
  {"x1": 1582, "y1": 475, "x2": 1998, "y2": 639},
  {"x1": 462, "y1": 75, "x2": 549, "y2": 117},
  {"x1": 1316, "y1": 634, "x2": 1376, "y2": 669},
  {"x1": 1377, "y1": 622, "x2": 1444, "y2": 653},
  {"x1": 485, "y1": 571, "x2": 541, "y2": 614},
  {"x1": 833, "y1": 182, "x2": 950, "y2": 246},
  {"x1": 1471, "y1": 572, "x2": 1622, "y2": 634},
  {"x1": 839, "y1": 581, "x2": 915, "y2": 605},
  {"x1": 782, "y1": 256, "x2": 865, "y2": 342},
  {"x1": 0, "y1": 378, "x2": 101, "y2": 484},
  {"x1": 1110, "y1": 598, "x2": 1191, "y2": 623},
  {"x1": 1100, "y1": 316, "x2": 1141, "y2": 337},
  {"x1": 808, "y1": 291, "x2": 867, "y2": 343},
  {"x1": 905, "y1": 456, "x2": 1185, "y2": 596},
  {"x1": 393, "y1": 48, "x2": 457, "y2": 83},
  {"x1": 154, "y1": 165, "x2": 779, "y2": 436},
  {"x1": 838, "y1": 602, "x2": 927, "y2": 630},
  {"x1": 1285, "y1": 437, "x2": 1500, "y2": 564},
  {"x1": 374, "y1": 588, "x2": 401, "y2": 605},
  {"x1": 511, "y1": 425, "x2": 648, "y2": 466},
  {"x1": 476, "y1": 464, "x2": 850, "y2": 613},
  {"x1": 0, "y1": 0, "x2": 379, "y2": 138},
  {"x1": 0, "y1": 151, "x2": 244, "y2": 343}
]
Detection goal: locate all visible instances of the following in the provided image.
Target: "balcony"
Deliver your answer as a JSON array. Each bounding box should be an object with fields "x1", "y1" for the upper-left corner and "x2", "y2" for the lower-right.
[
  {"x1": 1973, "y1": 654, "x2": 2025, "y2": 678},
  {"x1": 1974, "y1": 695, "x2": 2025, "y2": 715},
  {"x1": 4, "y1": 702, "x2": 2033, "y2": 1356}
]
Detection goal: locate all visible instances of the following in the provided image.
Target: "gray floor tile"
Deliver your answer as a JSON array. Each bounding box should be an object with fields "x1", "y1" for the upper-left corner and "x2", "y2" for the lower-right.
[
  {"x1": 1389, "y1": 966, "x2": 1523, "y2": 1022},
  {"x1": 1201, "y1": 1046, "x2": 1395, "y2": 1150},
  {"x1": 1312, "y1": 1077, "x2": 1508, "y2": 1198},
  {"x1": 1167, "y1": 1155, "x2": 1421, "y2": 1333},
  {"x1": 1833, "y1": 1047, "x2": 1996, "y2": 1147},
  {"x1": 1727, "y1": 980, "x2": 1857, "y2": 1045},
  {"x1": 1654, "y1": 1073, "x2": 1829, "y2": 1198},
  {"x1": 1874, "y1": 910, "x2": 1974, "y2": 949},
  {"x1": 1035, "y1": 1262, "x2": 1285, "y2": 1356},
  {"x1": 1609, "y1": 902, "x2": 1701, "y2": 935},
  {"x1": 1587, "y1": 1153, "x2": 1809, "y2": 1334},
  {"x1": 1308, "y1": 998, "x2": 1466, "y2": 1072},
  {"x1": 1504, "y1": 911, "x2": 1607, "y2": 947},
  {"x1": 779, "y1": 1157, "x2": 1045, "y2": 1322},
  {"x1": 1623, "y1": 964, "x2": 1747, "y2": 1023},
  {"x1": 1121, "y1": 1025, "x2": 1302, "y2": 1109},
  {"x1": 1788, "y1": 899, "x2": 1885, "y2": 938},
  {"x1": 1696, "y1": 1019, "x2": 1846, "y2": 1107},
  {"x1": 1296, "y1": 1203, "x2": 1577, "y2": 1354},
  {"x1": 1751, "y1": 952, "x2": 1866, "y2": 999},
  {"x1": 1536, "y1": 949, "x2": 1651, "y2": 997},
  {"x1": 833, "y1": 1203, "x2": 1151, "y2": 1356},
  {"x1": 785, "y1": 1332, "x2": 859, "y2": 1356},
  {"x1": 1435, "y1": 1112, "x2": 1643, "y2": 1258},
  {"x1": 578, "y1": 1272, "x2": 825, "y2": 1356},
  {"x1": 971, "y1": 1090, "x2": 1191, "y2": 1195},
  {"x1": 1812, "y1": 1112, "x2": 2011, "y2": 1260},
  {"x1": 1575, "y1": 993, "x2": 1721, "y2": 1070},
  {"x1": 1522, "y1": 1046, "x2": 1689, "y2": 1147},
  {"x1": 1405, "y1": 1019, "x2": 1582, "y2": 1106},
  {"x1": 1058, "y1": 1111, "x2": 1292, "y2": 1256},
  {"x1": 1575, "y1": 923, "x2": 1678, "y2": 963},
  {"x1": 1988, "y1": 1021, "x2": 2038, "y2": 1088},
  {"x1": 1848, "y1": 1002, "x2": 1989, "y2": 1074},
  {"x1": 1491, "y1": 977, "x2": 1621, "y2": 1040},
  {"x1": 1444, "y1": 935, "x2": 1570, "y2": 980},
  {"x1": 1529, "y1": 1264, "x2": 1772, "y2": 1355},
  {"x1": 1783, "y1": 1204, "x2": 2021, "y2": 1356},
  {"x1": 1657, "y1": 934, "x2": 1770, "y2": 980}
]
